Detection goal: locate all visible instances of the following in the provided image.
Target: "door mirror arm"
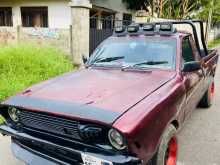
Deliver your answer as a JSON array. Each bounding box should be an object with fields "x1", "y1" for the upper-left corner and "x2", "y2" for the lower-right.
[{"x1": 182, "y1": 61, "x2": 201, "y2": 72}]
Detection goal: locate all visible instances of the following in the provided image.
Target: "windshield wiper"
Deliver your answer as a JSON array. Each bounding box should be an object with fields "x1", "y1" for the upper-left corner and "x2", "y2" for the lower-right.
[
  {"x1": 122, "y1": 61, "x2": 169, "y2": 70},
  {"x1": 133, "y1": 61, "x2": 168, "y2": 66},
  {"x1": 133, "y1": 61, "x2": 169, "y2": 66},
  {"x1": 93, "y1": 56, "x2": 125, "y2": 64}
]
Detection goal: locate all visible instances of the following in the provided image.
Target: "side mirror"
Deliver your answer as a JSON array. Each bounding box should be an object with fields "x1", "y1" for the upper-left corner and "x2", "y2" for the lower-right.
[
  {"x1": 82, "y1": 55, "x2": 88, "y2": 64},
  {"x1": 183, "y1": 61, "x2": 201, "y2": 72}
]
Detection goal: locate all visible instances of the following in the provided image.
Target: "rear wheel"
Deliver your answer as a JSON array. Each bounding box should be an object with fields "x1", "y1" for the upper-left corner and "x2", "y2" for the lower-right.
[
  {"x1": 199, "y1": 80, "x2": 215, "y2": 108},
  {"x1": 150, "y1": 125, "x2": 178, "y2": 165}
]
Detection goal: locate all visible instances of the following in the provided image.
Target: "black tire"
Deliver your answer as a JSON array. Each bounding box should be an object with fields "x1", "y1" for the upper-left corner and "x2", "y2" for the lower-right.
[
  {"x1": 149, "y1": 125, "x2": 178, "y2": 165},
  {"x1": 199, "y1": 80, "x2": 215, "y2": 108}
]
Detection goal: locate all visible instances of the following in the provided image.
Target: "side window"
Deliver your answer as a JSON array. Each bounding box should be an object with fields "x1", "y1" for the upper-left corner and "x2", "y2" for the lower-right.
[{"x1": 182, "y1": 37, "x2": 194, "y2": 63}]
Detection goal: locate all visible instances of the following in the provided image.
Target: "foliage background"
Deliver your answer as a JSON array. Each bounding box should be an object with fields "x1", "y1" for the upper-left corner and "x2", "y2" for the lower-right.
[
  {"x1": 123, "y1": 0, "x2": 220, "y2": 25},
  {"x1": 0, "y1": 45, "x2": 75, "y2": 101}
]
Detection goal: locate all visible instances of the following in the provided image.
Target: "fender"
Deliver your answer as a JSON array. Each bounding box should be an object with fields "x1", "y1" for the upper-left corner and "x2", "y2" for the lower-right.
[{"x1": 113, "y1": 76, "x2": 186, "y2": 162}]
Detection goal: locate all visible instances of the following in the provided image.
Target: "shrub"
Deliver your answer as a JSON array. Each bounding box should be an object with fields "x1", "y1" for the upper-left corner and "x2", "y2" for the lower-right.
[
  {"x1": 0, "y1": 44, "x2": 76, "y2": 101},
  {"x1": 0, "y1": 115, "x2": 5, "y2": 124},
  {"x1": 208, "y1": 38, "x2": 220, "y2": 48}
]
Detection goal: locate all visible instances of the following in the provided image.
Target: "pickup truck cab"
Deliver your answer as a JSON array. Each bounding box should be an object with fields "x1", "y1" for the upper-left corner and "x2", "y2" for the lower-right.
[{"x1": 0, "y1": 20, "x2": 219, "y2": 165}]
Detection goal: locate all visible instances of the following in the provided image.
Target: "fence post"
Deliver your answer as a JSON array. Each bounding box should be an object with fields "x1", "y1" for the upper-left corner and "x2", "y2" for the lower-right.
[{"x1": 69, "y1": 0, "x2": 92, "y2": 65}]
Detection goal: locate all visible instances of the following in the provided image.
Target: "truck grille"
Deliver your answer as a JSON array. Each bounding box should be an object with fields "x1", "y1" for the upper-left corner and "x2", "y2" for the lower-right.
[{"x1": 18, "y1": 110, "x2": 82, "y2": 140}]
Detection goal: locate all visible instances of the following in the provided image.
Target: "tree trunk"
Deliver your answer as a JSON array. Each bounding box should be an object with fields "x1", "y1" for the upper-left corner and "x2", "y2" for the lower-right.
[{"x1": 159, "y1": 0, "x2": 163, "y2": 17}]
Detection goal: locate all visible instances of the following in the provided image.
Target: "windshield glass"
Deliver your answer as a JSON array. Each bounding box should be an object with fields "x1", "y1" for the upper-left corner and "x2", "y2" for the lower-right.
[{"x1": 88, "y1": 37, "x2": 177, "y2": 70}]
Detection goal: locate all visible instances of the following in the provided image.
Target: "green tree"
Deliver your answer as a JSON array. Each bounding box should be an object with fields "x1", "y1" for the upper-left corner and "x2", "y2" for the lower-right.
[
  {"x1": 160, "y1": 0, "x2": 203, "y2": 19},
  {"x1": 122, "y1": 0, "x2": 157, "y2": 16},
  {"x1": 122, "y1": 0, "x2": 149, "y2": 11},
  {"x1": 122, "y1": 0, "x2": 220, "y2": 25},
  {"x1": 122, "y1": 0, "x2": 202, "y2": 18},
  {"x1": 196, "y1": 0, "x2": 220, "y2": 25}
]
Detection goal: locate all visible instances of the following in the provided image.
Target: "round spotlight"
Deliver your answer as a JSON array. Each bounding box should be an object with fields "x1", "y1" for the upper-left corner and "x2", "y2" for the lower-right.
[
  {"x1": 8, "y1": 107, "x2": 20, "y2": 122},
  {"x1": 108, "y1": 129, "x2": 126, "y2": 150}
]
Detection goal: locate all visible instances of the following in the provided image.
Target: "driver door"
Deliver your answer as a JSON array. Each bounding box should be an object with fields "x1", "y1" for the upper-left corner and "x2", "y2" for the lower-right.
[{"x1": 182, "y1": 36, "x2": 204, "y2": 119}]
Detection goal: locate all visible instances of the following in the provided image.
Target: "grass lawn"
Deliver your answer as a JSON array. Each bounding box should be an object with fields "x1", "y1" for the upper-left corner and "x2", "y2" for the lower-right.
[
  {"x1": 208, "y1": 38, "x2": 220, "y2": 48},
  {"x1": 0, "y1": 44, "x2": 76, "y2": 101}
]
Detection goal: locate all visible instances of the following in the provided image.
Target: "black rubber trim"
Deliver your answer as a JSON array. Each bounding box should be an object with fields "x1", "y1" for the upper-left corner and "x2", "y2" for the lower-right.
[{"x1": 2, "y1": 96, "x2": 120, "y2": 124}]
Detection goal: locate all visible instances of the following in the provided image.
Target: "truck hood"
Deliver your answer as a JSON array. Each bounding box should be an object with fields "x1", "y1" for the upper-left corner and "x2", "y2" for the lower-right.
[{"x1": 3, "y1": 69, "x2": 176, "y2": 124}]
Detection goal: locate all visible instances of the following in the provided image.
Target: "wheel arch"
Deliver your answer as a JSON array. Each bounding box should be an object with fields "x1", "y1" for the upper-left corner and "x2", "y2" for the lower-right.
[{"x1": 171, "y1": 119, "x2": 179, "y2": 130}]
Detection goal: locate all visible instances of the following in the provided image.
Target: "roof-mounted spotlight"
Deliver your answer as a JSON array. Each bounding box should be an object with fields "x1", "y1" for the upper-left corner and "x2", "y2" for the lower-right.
[
  {"x1": 127, "y1": 24, "x2": 140, "y2": 33},
  {"x1": 115, "y1": 26, "x2": 126, "y2": 33},
  {"x1": 159, "y1": 23, "x2": 176, "y2": 35},
  {"x1": 143, "y1": 23, "x2": 155, "y2": 31},
  {"x1": 143, "y1": 23, "x2": 155, "y2": 35},
  {"x1": 160, "y1": 23, "x2": 173, "y2": 31}
]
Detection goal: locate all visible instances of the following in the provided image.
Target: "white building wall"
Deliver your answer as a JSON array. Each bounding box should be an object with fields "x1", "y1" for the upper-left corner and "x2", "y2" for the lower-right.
[
  {"x1": 48, "y1": 2, "x2": 71, "y2": 28},
  {"x1": 0, "y1": 0, "x2": 71, "y2": 28}
]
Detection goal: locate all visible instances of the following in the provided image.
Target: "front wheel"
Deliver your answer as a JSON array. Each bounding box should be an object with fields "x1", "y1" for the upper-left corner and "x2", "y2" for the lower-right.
[{"x1": 150, "y1": 125, "x2": 178, "y2": 165}]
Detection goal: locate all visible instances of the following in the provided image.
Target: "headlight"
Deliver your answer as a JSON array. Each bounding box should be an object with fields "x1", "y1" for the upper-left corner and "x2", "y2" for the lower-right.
[
  {"x1": 108, "y1": 129, "x2": 127, "y2": 150},
  {"x1": 8, "y1": 107, "x2": 20, "y2": 122}
]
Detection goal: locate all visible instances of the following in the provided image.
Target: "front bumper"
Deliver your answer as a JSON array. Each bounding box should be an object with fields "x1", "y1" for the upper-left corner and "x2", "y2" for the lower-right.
[
  {"x1": 0, "y1": 125, "x2": 141, "y2": 165},
  {"x1": 11, "y1": 141, "x2": 58, "y2": 165}
]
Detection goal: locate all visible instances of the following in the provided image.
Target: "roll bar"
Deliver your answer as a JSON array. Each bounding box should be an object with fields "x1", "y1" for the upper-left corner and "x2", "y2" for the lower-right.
[{"x1": 151, "y1": 20, "x2": 208, "y2": 57}]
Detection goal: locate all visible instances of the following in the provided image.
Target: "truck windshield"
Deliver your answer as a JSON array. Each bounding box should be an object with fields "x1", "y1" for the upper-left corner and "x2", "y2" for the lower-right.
[{"x1": 89, "y1": 37, "x2": 177, "y2": 70}]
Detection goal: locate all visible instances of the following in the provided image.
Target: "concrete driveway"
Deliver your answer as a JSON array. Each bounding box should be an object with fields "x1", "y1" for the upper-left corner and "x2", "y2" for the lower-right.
[
  {"x1": 0, "y1": 51, "x2": 220, "y2": 165},
  {"x1": 0, "y1": 135, "x2": 24, "y2": 165}
]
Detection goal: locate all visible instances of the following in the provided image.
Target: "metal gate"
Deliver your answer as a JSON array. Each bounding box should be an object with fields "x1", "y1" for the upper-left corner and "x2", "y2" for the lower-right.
[{"x1": 89, "y1": 17, "x2": 132, "y2": 54}]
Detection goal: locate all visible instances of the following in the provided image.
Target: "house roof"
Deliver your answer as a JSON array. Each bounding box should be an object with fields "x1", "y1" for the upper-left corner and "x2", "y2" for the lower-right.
[{"x1": 92, "y1": 5, "x2": 117, "y2": 13}]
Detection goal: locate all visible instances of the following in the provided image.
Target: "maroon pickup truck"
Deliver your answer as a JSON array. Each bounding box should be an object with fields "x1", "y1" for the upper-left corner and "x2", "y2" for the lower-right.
[{"x1": 0, "y1": 20, "x2": 219, "y2": 165}]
